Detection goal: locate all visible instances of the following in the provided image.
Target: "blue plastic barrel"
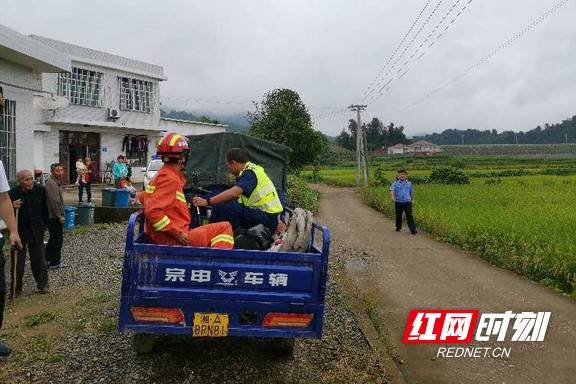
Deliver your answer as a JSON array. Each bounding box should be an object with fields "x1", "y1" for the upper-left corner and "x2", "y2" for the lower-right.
[
  {"x1": 101, "y1": 188, "x2": 116, "y2": 207},
  {"x1": 76, "y1": 203, "x2": 95, "y2": 225},
  {"x1": 64, "y1": 205, "x2": 77, "y2": 230},
  {"x1": 115, "y1": 189, "x2": 130, "y2": 208}
]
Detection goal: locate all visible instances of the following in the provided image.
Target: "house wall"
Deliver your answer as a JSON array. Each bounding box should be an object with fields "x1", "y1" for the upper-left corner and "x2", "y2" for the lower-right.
[
  {"x1": 0, "y1": 58, "x2": 44, "y2": 177},
  {"x1": 48, "y1": 123, "x2": 163, "y2": 183},
  {"x1": 38, "y1": 59, "x2": 165, "y2": 182},
  {"x1": 42, "y1": 61, "x2": 160, "y2": 129}
]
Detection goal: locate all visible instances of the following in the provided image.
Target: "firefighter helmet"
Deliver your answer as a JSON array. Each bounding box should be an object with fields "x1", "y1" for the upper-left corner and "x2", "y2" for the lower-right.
[{"x1": 157, "y1": 132, "x2": 189, "y2": 159}]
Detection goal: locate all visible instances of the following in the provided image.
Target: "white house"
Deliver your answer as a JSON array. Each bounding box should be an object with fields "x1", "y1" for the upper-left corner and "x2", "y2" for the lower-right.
[
  {"x1": 29, "y1": 34, "x2": 226, "y2": 183},
  {"x1": 407, "y1": 140, "x2": 442, "y2": 154},
  {"x1": 0, "y1": 24, "x2": 71, "y2": 180},
  {"x1": 1, "y1": 23, "x2": 226, "y2": 184},
  {"x1": 386, "y1": 140, "x2": 442, "y2": 156},
  {"x1": 387, "y1": 143, "x2": 406, "y2": 155}
]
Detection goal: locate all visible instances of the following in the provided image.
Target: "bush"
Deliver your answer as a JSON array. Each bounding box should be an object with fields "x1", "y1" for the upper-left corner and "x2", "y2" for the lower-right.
[
  {"x1": 372, "y1": 167, "x2": 390, "y2": 187},
  {"x1": 541, "y1": 168, "x2": 571, "y2": 176},
  {"x1": 409, "y1": 175, "x2": 431, "y2": 184},
  {"x1": 484, "y1": 178, "x2": 503, "y2": 185},
  {"x1": 429, "y1": 166, "x2": 470, "y2": 185},
  {"x1": 287, "y1": 175, "x2": 319, "y2": 212}
]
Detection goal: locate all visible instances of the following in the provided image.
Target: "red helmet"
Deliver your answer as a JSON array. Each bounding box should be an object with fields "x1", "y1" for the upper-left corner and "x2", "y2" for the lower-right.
[{"x1": 157, "y1": 132, "x2": 189, "y2": 159}]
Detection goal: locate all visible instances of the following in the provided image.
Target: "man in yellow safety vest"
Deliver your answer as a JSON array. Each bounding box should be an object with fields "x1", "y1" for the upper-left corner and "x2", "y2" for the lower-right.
[{"x1": 192, "y1": 148, "x2": 283, "y2": 232}]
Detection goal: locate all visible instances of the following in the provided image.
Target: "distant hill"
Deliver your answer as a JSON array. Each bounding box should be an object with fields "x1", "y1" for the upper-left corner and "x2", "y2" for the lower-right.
[
  {"x1": 413, "y1": 115, "x2": 576, "y2": 145},
  {"x1": 161, "y1": 108, "x2": 250, "y2": 133}
]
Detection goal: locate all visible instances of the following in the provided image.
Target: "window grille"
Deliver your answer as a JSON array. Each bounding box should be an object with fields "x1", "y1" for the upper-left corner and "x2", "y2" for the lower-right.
[
  {"x1": 58, "y1": 67, "x2": 103, "y2": 107},
  {"x1": 0, "y1": 99, "x2": 16, "y2": 180},
  {"x1": 118, "y1": 77, "x2": 154, "y2": 113},
  {"x1": 126, "y1": 150, "x2": 148, "y2": 167}
]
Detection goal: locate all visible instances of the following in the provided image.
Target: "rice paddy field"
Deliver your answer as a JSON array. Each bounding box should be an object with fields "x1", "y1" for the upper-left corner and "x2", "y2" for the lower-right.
[{"x1": 305, "y1": 157, "x2": 576, "y2": 296}]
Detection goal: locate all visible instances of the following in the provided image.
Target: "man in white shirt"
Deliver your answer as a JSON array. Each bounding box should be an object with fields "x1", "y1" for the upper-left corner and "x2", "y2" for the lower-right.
[{"x1": 0, "y1": 160, "x2": 22, "y2": 358}]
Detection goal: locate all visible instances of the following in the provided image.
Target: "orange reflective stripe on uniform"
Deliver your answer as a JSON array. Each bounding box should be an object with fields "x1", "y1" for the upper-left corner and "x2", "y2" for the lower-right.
[
  {"x1": 210, "y1": 234, "x2": 234, "y2": 246},
  {"x1": 176, "y1": 191, "x2": 186, "y2": 203},
  {"x1": 152, "y1": 215, "x2": 171, "y2": 231}
]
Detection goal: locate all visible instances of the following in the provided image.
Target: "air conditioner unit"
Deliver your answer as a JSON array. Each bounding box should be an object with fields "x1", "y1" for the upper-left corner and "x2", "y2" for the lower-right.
[{"x1": 108, "y1": 108, "x2": 120, "y2": 120}]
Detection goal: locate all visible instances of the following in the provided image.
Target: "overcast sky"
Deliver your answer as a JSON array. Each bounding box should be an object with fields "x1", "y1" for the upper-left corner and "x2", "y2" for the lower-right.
[{"x1": 2, "y1": 0, "x2": 574, "y2": 136}]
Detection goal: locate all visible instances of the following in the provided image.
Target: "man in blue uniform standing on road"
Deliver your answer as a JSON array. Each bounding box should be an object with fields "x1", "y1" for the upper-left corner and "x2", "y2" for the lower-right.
[
  {"x1": 390, "y1": 168, "x2": 417, "y2": 235},
  {"x1": 192, "y1": 148, "x2": 283, "y2": 233}
]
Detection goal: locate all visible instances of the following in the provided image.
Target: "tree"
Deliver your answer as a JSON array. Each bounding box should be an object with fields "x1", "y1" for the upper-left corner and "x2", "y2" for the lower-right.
[
  {"x1": 336, "y1": 129, "x2": 353, "y2": 150},
  {"x1": 365, "y1": 118, "x2": 382, "y2": 150},
  {"x1": 339, "y1": 117, "x2": 408, "y2": 151},
  {"x1": 248, "y1": 89, "x2": 325, "y2": 170}
]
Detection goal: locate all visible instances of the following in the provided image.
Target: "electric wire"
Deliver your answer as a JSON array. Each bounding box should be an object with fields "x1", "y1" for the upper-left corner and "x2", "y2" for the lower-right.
[
  {"x1": 360, "y1": 1, "x2": 432, "y2": 101},
  {"x1": 362, "y1": 0, "x2": 444, "y2": 102},
  {"x1": 396, "y1": 0, "x2": 570, "y2": 113},
  {"x1": 367, "y1": 0, "x2": 475, "y2": 104}
]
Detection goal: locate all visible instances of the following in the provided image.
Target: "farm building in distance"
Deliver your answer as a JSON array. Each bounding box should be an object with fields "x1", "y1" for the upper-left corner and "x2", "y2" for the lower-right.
[{"x1": 386, "y1": 140, "x2": 442, "y2": 156}]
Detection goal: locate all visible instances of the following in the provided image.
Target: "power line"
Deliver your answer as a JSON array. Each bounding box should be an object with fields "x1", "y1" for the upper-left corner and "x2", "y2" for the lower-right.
[
  {"x1": 360, "y1": 1, "x2": 432, "y2": 101},
  {"x1": 397, "y1": 0, "x2": 570, "y2": 113},
  {"x1": 363, "y1": 0, "x2": 444, "y2": 102},
  {"x1": 163, "y1": 94, "x2": 347, "y2": 121},
  {"x1": 367, "y1": 0, "x2": 475, "y2": 104}
]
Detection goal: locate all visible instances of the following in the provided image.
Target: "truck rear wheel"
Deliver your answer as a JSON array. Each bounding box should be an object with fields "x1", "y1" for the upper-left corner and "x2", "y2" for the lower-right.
[{"x1": 133, "y1": 333, "x2": 157, "y2": 355}]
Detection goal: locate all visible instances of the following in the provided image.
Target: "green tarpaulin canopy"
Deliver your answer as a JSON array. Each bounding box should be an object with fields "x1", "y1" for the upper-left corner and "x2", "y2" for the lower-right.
[{"x1": 184, "y1": 132, "x2": 291, "y2": 190}]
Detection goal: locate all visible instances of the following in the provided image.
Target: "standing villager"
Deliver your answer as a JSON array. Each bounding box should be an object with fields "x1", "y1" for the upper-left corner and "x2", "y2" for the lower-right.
[
  {"x1": 9, "y1": 170, "x2": 50, "y2": 295},
  {"x1": 192, "y1": 148, "x2": 283, "y2": 233},
  {"x1": 0, "y1": 160, "x2": 23, "y2": 358},
  {"x1": 45, "y1": 163, "x2": 65, "y2": 269},
  {"x1": 75, "y1": 156, "x2": 85, "y2": 186},
  {"x1": 78, "y1": 157, "x2": 93, "y2": 203},
  {"x1": 390, "y1": 168, "x2": 417, "y2": 235},
  {"x1": 112, "y1": 155, "x2": 128, "y2": 188}
]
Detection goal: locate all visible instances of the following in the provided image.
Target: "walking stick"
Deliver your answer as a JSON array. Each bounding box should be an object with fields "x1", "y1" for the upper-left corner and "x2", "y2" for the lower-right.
[{"x1": 10, "y1": 207, "x2": 19, "y2": 305}]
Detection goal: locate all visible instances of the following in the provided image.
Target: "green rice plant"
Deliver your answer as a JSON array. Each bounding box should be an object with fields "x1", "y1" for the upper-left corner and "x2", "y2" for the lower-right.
[{"x1": 361, "y1": 176, "x2": 576, "y2": 294}]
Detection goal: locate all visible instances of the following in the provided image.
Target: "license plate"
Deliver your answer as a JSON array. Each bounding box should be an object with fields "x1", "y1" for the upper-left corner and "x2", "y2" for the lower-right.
[{"x1": 192, "y1": 313, "x2": 229, "y2": 337}]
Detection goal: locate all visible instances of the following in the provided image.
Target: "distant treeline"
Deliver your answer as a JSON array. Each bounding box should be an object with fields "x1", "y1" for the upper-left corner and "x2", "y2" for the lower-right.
[
  {"x1": 413, "y1": 116, "x2": 576, "y2": 145},
  {"x1": 336, "y1": 118, "x2": 409, "y2": 151},
  {"x1": 160, "y1": 109, "x2": 250, "y2": 133}
]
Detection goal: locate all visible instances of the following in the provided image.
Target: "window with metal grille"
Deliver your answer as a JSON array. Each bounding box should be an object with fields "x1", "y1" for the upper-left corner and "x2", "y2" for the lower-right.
[
  {"x1": 118, "y1": 77, "x2": 154, "y2": 113},
  {"x1": 0, "y1": 99, "x2": 16, "y2": 180},
  {"x1": 58, "y1": 67, "x2": 103, "y2": 107},
  {"x1": 126, "y1": 150, "x2": 148, "y2": 167}
]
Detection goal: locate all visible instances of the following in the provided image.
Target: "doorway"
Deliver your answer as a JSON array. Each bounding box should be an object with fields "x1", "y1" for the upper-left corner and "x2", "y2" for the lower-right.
[{"x1": 59, "y1": 131, "x2": 100, "y2": 184}]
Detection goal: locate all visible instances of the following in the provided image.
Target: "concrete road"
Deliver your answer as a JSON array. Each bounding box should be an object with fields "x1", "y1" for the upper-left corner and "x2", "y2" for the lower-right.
[{"x1": 316, "y1": 185, "x2": 576, "y2": 384}]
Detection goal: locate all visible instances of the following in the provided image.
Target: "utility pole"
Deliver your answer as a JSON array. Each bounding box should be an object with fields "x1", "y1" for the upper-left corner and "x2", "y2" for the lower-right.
[{"x1": 348, "y1": 104, "x2": 368, "y2": 186}]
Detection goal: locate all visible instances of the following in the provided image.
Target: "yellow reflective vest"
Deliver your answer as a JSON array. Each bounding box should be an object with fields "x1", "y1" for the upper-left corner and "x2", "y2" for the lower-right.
[{"x1": 237, "y1": 162, "x2": 283, "y2": 214}]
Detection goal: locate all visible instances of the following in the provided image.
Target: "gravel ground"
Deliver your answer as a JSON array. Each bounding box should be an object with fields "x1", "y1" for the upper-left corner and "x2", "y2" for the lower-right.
[{"x1": 1, "y1": 224, "x2": 390, "y2": 384}]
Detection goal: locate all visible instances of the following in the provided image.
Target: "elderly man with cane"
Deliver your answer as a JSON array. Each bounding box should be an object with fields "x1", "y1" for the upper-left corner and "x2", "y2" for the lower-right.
[
  {"x1": 0, "y1": 160, "x2": 23, "y2": 358},
  {"x1": 9, "y1": 170, "x2": 50, "y2": 297}
]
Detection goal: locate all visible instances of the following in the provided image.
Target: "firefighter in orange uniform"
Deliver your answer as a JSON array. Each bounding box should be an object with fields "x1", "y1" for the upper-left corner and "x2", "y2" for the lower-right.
[{"x1": 139, "y1": 133, "x2": 234, "y2": 249}]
